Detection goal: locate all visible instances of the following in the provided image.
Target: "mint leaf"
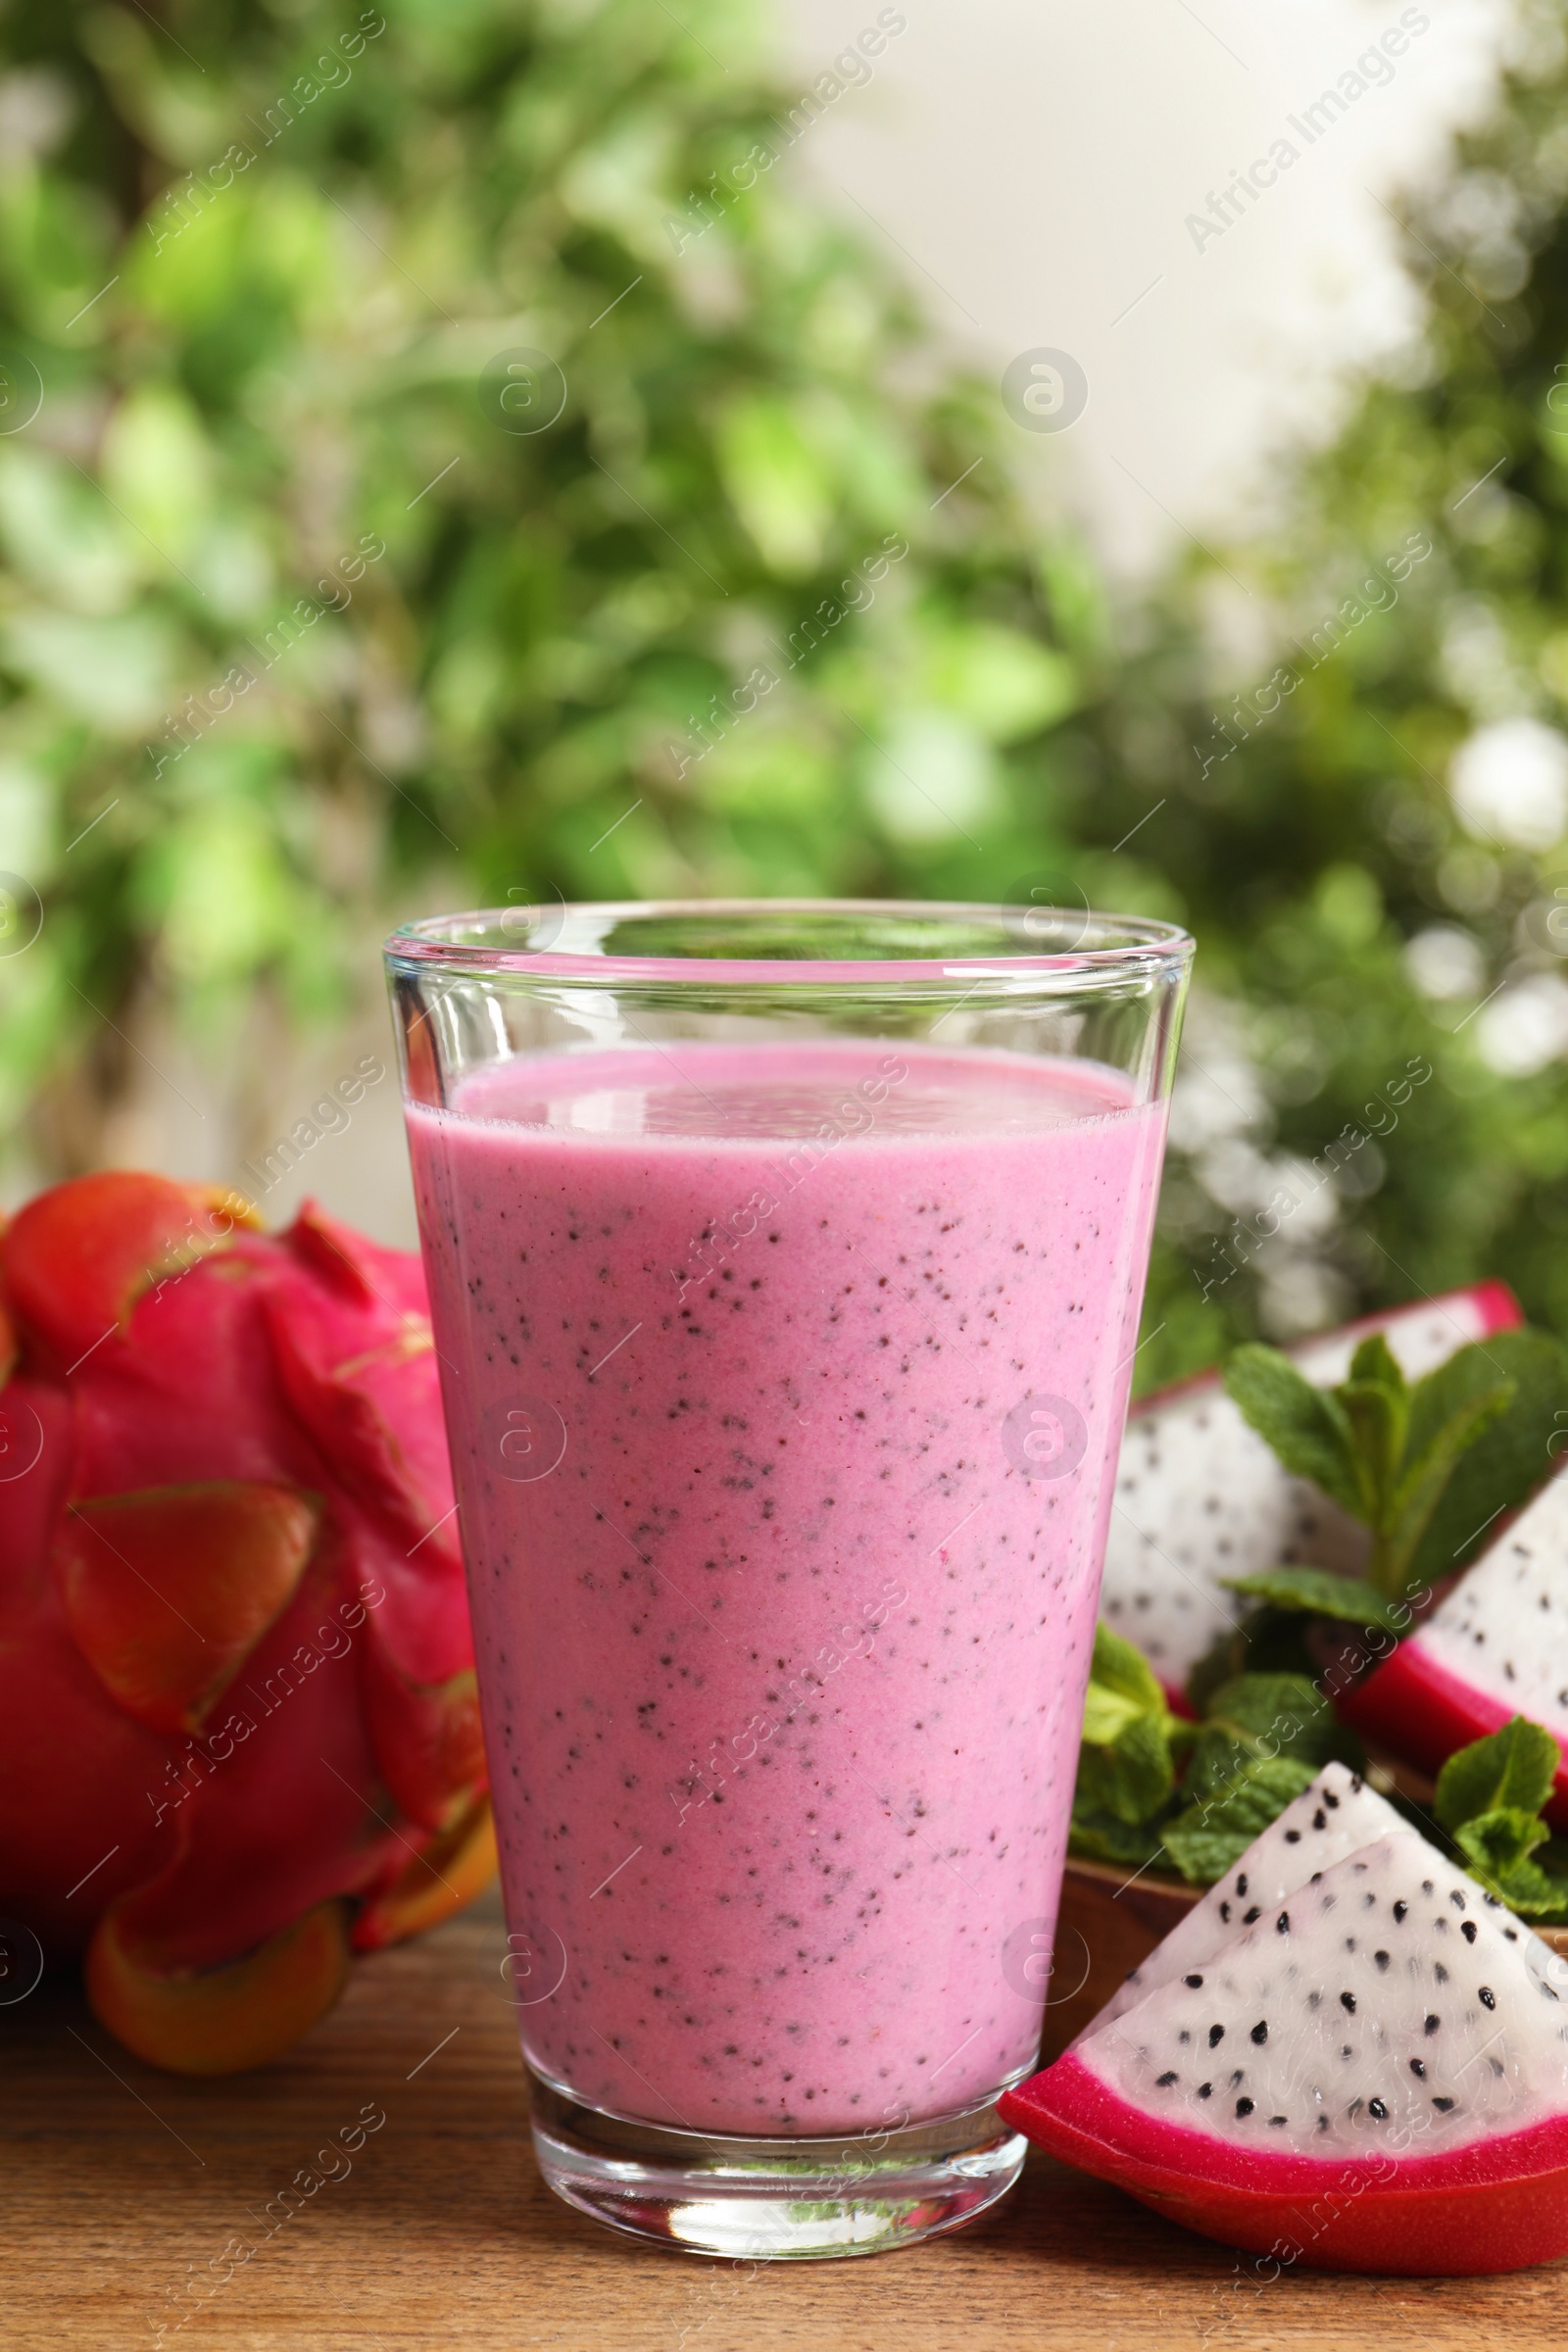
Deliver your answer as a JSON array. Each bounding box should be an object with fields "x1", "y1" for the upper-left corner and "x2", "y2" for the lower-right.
[
  {"x1": 1405, "y1": 1331, "x2": 1568, "y2": 1586},
  {"x1": 1087, "y1": 1621, "x2": 1166, "y2": 1718},
  {"x1": 1380, "y1": 1377, "x2": 1514, "y2": 1596},
  {"x1": 1339, "y1": 1380, "x2": 1406, "y2": 1510},
  {"x1": 1454, "y1": 1804, "x2": 1551, "y2": 1878},
  {"x1": 1434, "y1": 1715, "x2": 1560, "y2": 1830},
  {"x1": 1185, "y1": 1604, "x2": 1324, "y2": 1714},
  {"x1": 1222, "y1": 1327, "x2": 1568, "y2": 1605},
  {"x1": 1348, "y1": 1333, "x2": 1407, "y2": 1398},
  {"x1": 1220, "y1": 1565, "x2": 1405, "y2": 1632},
  {"x1": 1405, "y1": 1333, "x2": 1537, "y2": 1465},
  {"x1": 1453, "y1": 1809, "x2": 1564, "y2": 1916},
  {"x1": 1074, "y1": 1620, "x2": 1184, "y2": 1837},
  {"x1": 1183, "y1": 1673, "x2": 1360, "y2": 1805},
  {"x1": 1075, "y1": 1709, "x2": 1175, "y2": 1826},
  {"x1": 1067, "y1": 1808, "x2": 1170, "y2": 1869},
  {"x1": 1082, "y1": 1683, "x2": 1148, "y2": 1745},
  {"x1": 1223, "y1": 1346, "x2": 1363, "y2": 1515},
  {"x1": 1205, "y1": 1672, "x2": 1359, "y2": 1765},
  {"x1": 1181, "y1": 1724, "x2": 1272, "y2": 1808},
  {"x1": 1340, "y1": 1335, "x2": 1409, "y2": 1499},
  {"x1": 1430, "y1": 1719, "x2": 1568, "y2": 1920},
  {"x1": 1162, "y1": 1757, "x2": 1319, "y2": 1885}
]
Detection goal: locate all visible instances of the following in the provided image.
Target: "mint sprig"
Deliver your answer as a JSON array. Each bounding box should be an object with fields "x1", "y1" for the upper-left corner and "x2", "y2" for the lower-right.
[
  {"x1": 1069, "y1": 1629, "x2": 1365, "y2": 1887},
  {"x1": 1433, "y1": 1716, "x2": 1568, "y2": 1921},
  {"x1": 1223, "y1": 1326, "x2": 1568, "y2": 1603},
  {"x1": 1224, "y1": 1332, "x2": 1519, "y2": 1600}
]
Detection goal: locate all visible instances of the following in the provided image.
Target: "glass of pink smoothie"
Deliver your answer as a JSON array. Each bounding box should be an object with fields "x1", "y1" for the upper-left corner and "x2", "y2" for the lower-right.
[{"x1": 384, "y1": 901, "x2": 1190, "y2": 2258}]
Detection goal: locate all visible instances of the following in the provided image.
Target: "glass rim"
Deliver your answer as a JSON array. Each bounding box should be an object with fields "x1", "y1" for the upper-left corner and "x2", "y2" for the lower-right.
[{"x1": 383, "y1": 898, "x2": 1194, "y2": 988}]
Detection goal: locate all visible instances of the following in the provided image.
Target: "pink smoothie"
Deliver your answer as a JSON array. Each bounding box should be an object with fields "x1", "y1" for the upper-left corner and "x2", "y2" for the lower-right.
[{"x1": 407, "y1": 1039, "x2": 1166, "y2": 2136}]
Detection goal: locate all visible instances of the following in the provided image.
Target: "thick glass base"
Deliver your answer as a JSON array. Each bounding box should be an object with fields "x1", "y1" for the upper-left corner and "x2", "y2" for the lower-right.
[{"x1": 527, "y1": 2066, "x2": 1026, "y2": 2259}]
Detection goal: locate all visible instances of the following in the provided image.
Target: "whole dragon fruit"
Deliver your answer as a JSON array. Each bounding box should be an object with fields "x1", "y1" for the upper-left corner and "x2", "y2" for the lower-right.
[
  {"x1": 0, "y1": 1172, "x2": 492, "y2": 2074},
  {"x1": 1004, "y1": 1782, "x2": 1568, "y2": 2275}
]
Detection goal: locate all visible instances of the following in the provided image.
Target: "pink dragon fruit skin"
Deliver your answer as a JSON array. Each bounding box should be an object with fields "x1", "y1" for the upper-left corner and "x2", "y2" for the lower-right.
[
  {"x1": 1344, "y1": 1468, "x2": 1568, "y2": 1827},
  {"x1": 1004, "y1": 1829, "x2": 1568, "y2": 2274},
  {"x1": 0, "y1": 1174, "x2": 493, "y2": 2073},
  {"x1": 1102, "y1": 1284, "x2": 1523, "y2": 1705}
]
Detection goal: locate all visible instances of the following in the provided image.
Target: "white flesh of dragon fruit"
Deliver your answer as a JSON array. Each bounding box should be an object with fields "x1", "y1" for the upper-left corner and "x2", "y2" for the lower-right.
[
  {"x1": 1414, "y1": 1470, "x2": 1568, "y2": 1743},
  {"x1": 1075, "y1": 1835, "x2": 1568, "y2": 2160},
  {"x1": 1094, "y1": 1762, "x2": 1414, "y2": 2031},
  {"x1": 1102, "y1": 1293, "x2": 1505, "y2": 1694}
]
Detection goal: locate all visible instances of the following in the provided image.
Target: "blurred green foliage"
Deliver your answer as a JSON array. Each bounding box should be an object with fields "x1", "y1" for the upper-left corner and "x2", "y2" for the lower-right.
[
  {"x1": 1103, "y1": 3, "x2": 1568, "y2": 1372},
  {"x1": 0, "y1": 0, "x2": 1114, "y2": 1170},
  {"x1": 7, "y1": 0, "x2": 1568, "y2": 1385}
]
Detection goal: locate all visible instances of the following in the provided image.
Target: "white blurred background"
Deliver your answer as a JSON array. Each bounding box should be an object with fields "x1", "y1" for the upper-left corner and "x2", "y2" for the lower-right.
[{"x1": 781, "y1": 0, "x2": 1509, "y2": 573}]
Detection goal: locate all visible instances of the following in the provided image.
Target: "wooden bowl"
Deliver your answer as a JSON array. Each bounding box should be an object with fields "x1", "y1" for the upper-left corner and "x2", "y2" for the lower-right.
[{"x1": 1042, "y1": 1856, "x2": 1197, "y2": 2060}]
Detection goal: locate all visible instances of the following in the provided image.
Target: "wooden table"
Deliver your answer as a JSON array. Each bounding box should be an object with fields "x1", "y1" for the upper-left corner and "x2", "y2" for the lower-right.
[{"x1": 7, "y1": 1888, "x2": 1561, "y2": 2351}]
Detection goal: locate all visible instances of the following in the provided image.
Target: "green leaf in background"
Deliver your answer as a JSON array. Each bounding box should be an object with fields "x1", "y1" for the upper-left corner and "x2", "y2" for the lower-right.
[
  {"x1": 714, "y1": 394, "x2": 833, "y2": 577},
  {"x1": 1162, "y1": 1758, "x2": 1321, "y2": 1886},
  {"x1": 1192, "y1": 1559, "x2": 1406, "y2": 1715},
  {"x1": 18, "y1": 0, "x2": 1568, "y2": 1407},
  {"x1": 1427, "y1": 1717, "x2": 1568, "y2": 1922},
  {"x1": 1405, "y1": 1333, "x2": 1568, "y2": 1589},
  {"x1": 1223, "y1": 1347, "x2": 1363, "y2": 1514},
  {"x1": 1434, "y1": 1714, "x2": 1560, "y2": 1832},
  {"x1": 1105, "y1": 29, "x2": 1568, "y2": 1379},
  {"x1": 1220, "y1": 1564, "x2": 1407, "y2": 1633},
  {"x1": 1, "y1": 0, "x2": 1126, "y2": 1182}
]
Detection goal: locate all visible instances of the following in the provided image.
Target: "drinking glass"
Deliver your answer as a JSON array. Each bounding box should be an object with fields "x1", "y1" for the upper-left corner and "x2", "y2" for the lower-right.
[{"x1": 384, "y1": 900, "x2": 1192, "y2": 2258}]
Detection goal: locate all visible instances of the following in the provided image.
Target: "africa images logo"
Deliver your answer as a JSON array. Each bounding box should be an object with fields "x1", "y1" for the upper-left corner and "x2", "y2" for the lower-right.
[
  {"x1": 1000, "y1": 348, "x2": 1089, "y2": 434},
  {"x1": 1002, "y1": 1394, "x2": 1090, "y2": 1480}
]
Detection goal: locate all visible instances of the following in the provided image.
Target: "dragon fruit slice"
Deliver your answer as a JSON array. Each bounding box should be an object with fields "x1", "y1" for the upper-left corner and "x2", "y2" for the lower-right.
[
  {"x1": 1345, "y1": 1470, "x2": 1568, "y2": 1826},
  {"x1": 0, "y1": 1172, "x2": 494, "y2": 2076},
  {"x1": 1005, "y1": 1833, "x2": 1568, "y2": 2273},
  {"x1": 1102, "y1": 1284, "x2": 1522, "y2": 1704},
  {"x1": 1094, "y1": 1761, "x2": 1415, "y2": 2032}
]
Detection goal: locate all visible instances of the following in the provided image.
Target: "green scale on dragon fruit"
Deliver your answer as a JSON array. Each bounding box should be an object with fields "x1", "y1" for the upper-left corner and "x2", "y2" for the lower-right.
[
  {"x1": 1003, "y1": 1819, "x2": 1568, "y2": 2274},
  {"x1": 1101, "y1": 1285, "x2": 1521, "y2": 1705},
  {"x1": 1346, "y1": 1467, "x2": 1568, "y2": 1827}
]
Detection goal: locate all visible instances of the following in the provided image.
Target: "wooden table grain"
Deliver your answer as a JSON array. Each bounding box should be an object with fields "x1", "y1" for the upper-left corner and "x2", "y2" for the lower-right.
[{"x1": 6, "y1": 1888, "x2": 1560, "y2": 2352}]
